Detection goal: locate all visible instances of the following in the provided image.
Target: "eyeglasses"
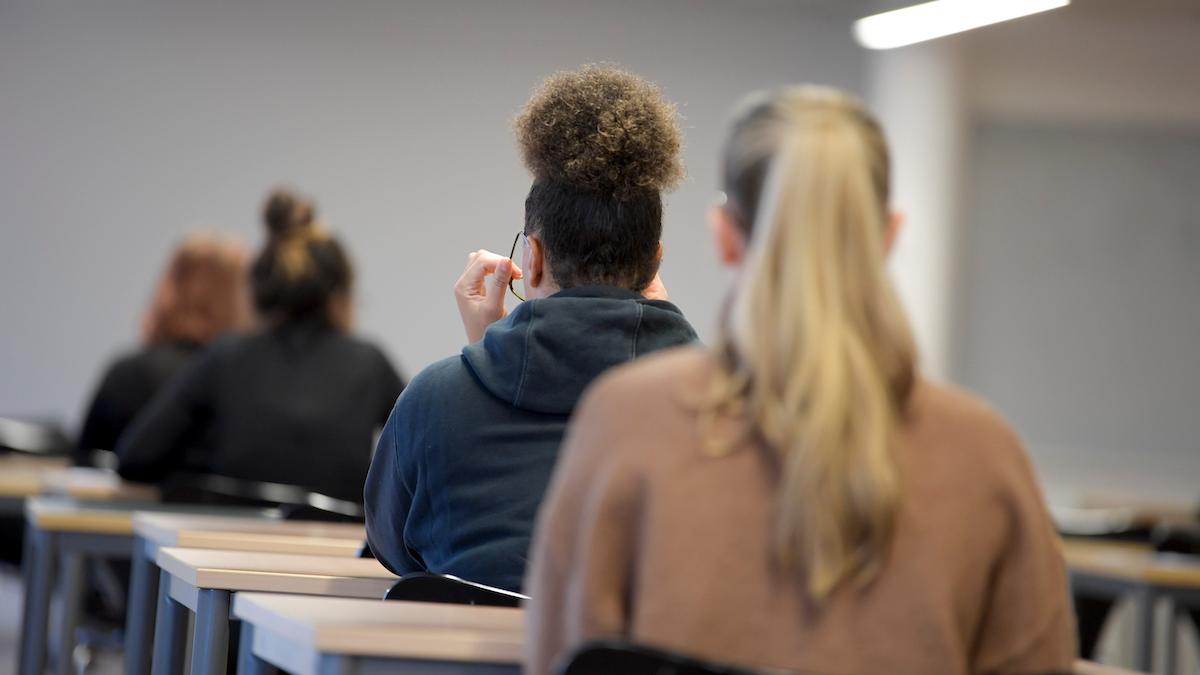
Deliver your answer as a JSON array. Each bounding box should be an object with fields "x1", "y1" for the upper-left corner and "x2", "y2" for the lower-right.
[{"x1": 508, "y1": 231, "x2": 526, "y2": 302}]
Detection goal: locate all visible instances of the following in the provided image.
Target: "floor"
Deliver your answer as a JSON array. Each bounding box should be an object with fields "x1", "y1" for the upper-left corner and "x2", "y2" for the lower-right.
[{"x1": 0, "y1": 568, "x2": 122, "y2": 675}]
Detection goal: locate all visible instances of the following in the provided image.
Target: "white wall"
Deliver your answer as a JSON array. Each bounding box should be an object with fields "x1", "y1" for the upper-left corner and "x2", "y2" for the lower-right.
[
  {"x1": 855, "y1": 0, "x2": 1200, "y2": 509},
  {"x1": 956, "y1": 122, "x2": 1200, "y2": 507},
  {"x1": 0, "y1": 0, "x2": 867, "y2": 430},
  {"x1": 867, "y1": 38, "x2": 967, "y2": 380},
  {"x1": 952, "y1": 0, "x2": 1200, "y2": 507}
]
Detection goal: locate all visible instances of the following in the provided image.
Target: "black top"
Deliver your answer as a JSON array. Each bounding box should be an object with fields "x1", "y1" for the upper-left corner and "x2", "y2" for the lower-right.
[
  {"x1": 77, "y1": 342, "x2": 201, "y2": 466},
  {"x1": 117, "y1": 321, "x2": 404, "y2": 502},
  {"x1": 364, "y1": 286, "x2": 698, "y2": 592}
]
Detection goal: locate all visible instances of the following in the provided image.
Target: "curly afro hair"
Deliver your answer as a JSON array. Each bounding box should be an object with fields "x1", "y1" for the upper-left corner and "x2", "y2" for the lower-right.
[{"x1": 515, "y1": 64, "x2": 685, "y2": 200}]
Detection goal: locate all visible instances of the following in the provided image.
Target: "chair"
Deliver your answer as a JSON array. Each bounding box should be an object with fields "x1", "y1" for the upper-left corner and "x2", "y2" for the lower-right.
[
  {"x1": 383, "y1": 572, "x2": 528, "y2": 607},
  {"x1": 559, "y1": 641, "x2": 788, "y2": 675},
  {"x1": 0, "y1": 416, "x2": 71, "y2": 456},
  {"x1": 357, "y1": 541, "x2": 375, "y2": 558},
  {"x1": 1151, "y1": 521, "x2": 1200, "y2": 555},
  {"x1": 1070, "y1": 512, "x2": 1200, "y2": 660},
  {"x1": 158, "y1": 472, "x2": 364, "y2": 522},
  {"x1": 1150, "y1": 520, "x2": 1200, "y2": 653},
  {"x1": 1057, "y1": 507, "x2": 1159, "y2": 658},
  {"x1": 560, "y1": 642, "x2": 1090, "y2": 675}
]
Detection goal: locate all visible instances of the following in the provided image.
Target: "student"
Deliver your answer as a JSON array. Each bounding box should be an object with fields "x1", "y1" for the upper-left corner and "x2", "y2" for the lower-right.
[
  {"x1": 525, "y1": 87, "x2": 1077, "y2": 674},
  {"x1": 77, "y1": 234, "x2": 247, "y2": 467},
  {"x1": 364, "y1": 65, "x2": 697, "y2": 593},
  {"x1": 117, "y1": 189, "x2": 404, "y2": 502}
]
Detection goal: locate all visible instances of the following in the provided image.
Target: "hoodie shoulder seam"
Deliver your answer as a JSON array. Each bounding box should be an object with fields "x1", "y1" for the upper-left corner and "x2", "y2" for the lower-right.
[
  {"x1": 631, "y1": 302, "x2": 645, "y2": 359},
  {"x1": 512, "y1": 300, "x2": 537, "y2": 407}
]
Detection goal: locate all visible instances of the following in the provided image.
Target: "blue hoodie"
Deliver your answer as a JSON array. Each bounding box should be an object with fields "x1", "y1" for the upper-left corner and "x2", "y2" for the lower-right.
[{"x1": 364, "y1": 286, "x2": 697, "y2": 592}]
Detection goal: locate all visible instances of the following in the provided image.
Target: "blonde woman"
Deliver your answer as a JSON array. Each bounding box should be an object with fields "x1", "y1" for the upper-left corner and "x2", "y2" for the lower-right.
[{"x1": 525, "y1": 87, "x2": 1076, "y2": 674}]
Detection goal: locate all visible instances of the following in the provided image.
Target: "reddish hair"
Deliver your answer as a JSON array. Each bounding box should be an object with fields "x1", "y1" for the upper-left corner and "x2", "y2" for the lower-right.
[{"x1": 141, "y1": 235, "x2": 248, "y2": 346}]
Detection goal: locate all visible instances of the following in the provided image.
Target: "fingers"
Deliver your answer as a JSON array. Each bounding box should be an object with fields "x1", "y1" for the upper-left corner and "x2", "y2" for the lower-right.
[
  {"x1": 457, "y1": 250, "x2": 500, "y2": 298},
  {"x1": 454, "y1": 247, "x2": 527, "y2": 344},
  {"x1": 467, "y1": 250, "x2": 524, "y2": 278},
  {"x1": 492, "y1": 258, "x2": 513, "y2": 289},
  {"x1": 457, "y1": 250, "x2": 524, "y2": 296},
  {"x1": 483, "y1": 259, "x2": 513, "y2": 314}
]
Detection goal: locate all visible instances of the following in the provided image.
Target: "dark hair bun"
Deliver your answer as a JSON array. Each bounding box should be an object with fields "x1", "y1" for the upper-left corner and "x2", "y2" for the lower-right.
[
  {"x1": 251, "y1": 228, "x2": 353, "y2": 323},
  {"x1": 262, "y1": 188, "x2": 315, "y2": 238},
  {"x1": 515, "y1": 65, "x2": 685, "y2": 200}
]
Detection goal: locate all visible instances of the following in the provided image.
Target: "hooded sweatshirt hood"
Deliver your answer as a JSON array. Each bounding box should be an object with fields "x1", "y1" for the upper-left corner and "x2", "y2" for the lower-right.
[
  {"x1": 461, "y1": 286, "x2": 697, "y2": 415},
  {"x1": 365, "y1": 284, "x2": 697, "y2": 591}
]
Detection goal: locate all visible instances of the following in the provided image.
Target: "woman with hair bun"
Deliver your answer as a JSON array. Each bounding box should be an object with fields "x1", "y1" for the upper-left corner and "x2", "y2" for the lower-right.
[
  {"x1": 364, "y1": 65, "x2": 698, "y2": 593},
  {"x1": 524, "y1": 87, "x2": 1075, "y2": 673},
  {"x1": 117, "y1": 189, "x2": 404, "y2": 502},
  {"x1": 77, "y1": 234, "x2": 247, "y2": 467}
]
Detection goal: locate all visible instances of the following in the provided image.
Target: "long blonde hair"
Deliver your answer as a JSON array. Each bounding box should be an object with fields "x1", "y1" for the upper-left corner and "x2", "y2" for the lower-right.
[{"x1": 707, "y1": 86, "x2": 916, "y2": 600}]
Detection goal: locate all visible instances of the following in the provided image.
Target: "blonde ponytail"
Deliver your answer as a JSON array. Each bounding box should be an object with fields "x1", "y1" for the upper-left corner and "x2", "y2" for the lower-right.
[{"x1": 707, "y1": 87, "x2": 915, "y2": 600}]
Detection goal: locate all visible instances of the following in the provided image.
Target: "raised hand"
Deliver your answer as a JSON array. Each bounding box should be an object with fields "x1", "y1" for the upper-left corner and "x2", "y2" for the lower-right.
[{"x1": 454, "y1": 249, "x2": 524, "y2": 344}]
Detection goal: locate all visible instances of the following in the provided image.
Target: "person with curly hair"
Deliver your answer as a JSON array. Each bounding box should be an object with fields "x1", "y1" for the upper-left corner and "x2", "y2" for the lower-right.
[
  {"x1": 364, "y1": 65, "x2": 697, "y2": 592},
  {"x1": 523, "y1": 87, "x2": 1075, "y2": 674}
]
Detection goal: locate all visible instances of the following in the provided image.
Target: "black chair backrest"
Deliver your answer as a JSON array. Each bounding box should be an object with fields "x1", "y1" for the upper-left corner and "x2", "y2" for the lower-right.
[
  {"x1": 383, "y1": 573, "x2": 527, "y2": 608},
  {"x1": 559, "y1": 641, "x2": 789, "y2": 675},
  {"x1": 559, "y1": 641, "x2": 1081, "y2": 675},
  {"x1": 0, "y1": 417, "x2": 71, "y2": 456},
  {"x1": 159, "y1": 473, "x2": 364, "y2": 522},
  {"x1": 1152, "y1": 521, "x2": 1200, "y2": 556}
]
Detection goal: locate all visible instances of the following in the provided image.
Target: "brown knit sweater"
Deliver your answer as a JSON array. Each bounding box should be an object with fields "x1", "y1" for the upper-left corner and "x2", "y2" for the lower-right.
[{"x1": 525, "y1": 347, "x2": 1076, "y2": 675}]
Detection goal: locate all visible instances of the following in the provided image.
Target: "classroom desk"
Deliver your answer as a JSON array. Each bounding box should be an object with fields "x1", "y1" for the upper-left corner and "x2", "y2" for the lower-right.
[
  {"x1": 1, "y1": 464, "x2": 156, "y2": 520},
  {"x1": 232, "y1": 593, "x2": 523, "y2": 675},
  {"x1": 41, "y1": 467, "x2": 160, "y2": 502},
  {"x1": 151, "y1": 547, "x2": 398, "y2": 675},
  {"x1": 16, "y1": 498, "x2": 270, "y2": 675},
  {"x1": 125, "y1": 514, "x2": 366, "y2": 675},
  {"x1": 0, "y1": 455, "x2": 69, "y2": 515},
  {"x1": 1053, "y1": 500, "x2": 1196, "y2": 538},
  {"x1": 1064, "y1": 539, "x2": 1200, "y2": 674}
]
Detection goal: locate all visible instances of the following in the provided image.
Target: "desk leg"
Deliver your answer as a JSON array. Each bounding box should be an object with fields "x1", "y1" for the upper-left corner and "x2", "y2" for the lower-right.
[
  {"x1": 236, "y1": 624, "x2": 278, "y2": 675},
  {"x1": 236, "y1": 623, "x2": 256, "y2": 675},
  {"x1": 18, "y1": 527, "x2": 58, "y2": 675},
  {"x1": 190, "y1": 589, "x2": 230, "y2": 675},
  {"x1": 1162, "y1": 598, "x2": 1177, "y2": 675},
  {"x1": 317, "y1": 655, "x2": 353, "y2": 675},
  {"x1": 1132, "y1": 586, "x2": 1155, "y2": 674},
  {"x1": 54, "y1": 551, "x2": 85, "y2": 675},
  {"x1": 150, "y1": 576, "x2": 188, "y2": 675},
  {"x1": 124, "y1": 540, "x2": 159, "y2": 675}
]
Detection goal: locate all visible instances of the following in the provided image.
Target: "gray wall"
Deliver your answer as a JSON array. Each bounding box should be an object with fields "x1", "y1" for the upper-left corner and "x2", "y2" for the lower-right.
[
  {"x1": 955, "y1": 121, "x2": 1200, "y2": 505},
  {"x1": 0, "y1": 0, "x2": 866, "y2": 430}
]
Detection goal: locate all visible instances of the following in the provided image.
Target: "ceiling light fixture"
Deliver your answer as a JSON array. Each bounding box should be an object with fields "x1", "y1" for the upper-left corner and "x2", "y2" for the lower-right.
[{"x1": 854, "y1": 0, "x2": 1070, "y2": 50}]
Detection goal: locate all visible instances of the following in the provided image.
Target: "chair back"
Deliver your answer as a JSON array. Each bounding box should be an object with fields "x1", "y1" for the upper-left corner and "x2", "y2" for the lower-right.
[
  {"x1": 159, "y1": 472, "x2": 364, "y2": 522},
  {"x1": 357, "y1": 541, "x2": 375, "y2": 558},
  {"x1": 560, "y1": 641, "x2": 1094, "y2": 675},
  {"x1": 0, "y1": 417, "x2": 71, "y2": 456},
  {"x1": 383, "y1": 572, "x2": 527, "y2": 607},
  {"x1": 560, "y1": 641, "x2": 788, "y2": 675},
  {"x1": 1152, "y1": 521, "x2": 1200, "y2": 556}
]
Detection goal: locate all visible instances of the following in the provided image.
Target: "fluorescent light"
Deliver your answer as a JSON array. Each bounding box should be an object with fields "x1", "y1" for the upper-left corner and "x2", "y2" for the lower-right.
[{"x1": 854, "y1": 0, "x2": 1069, "y2": 50}]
